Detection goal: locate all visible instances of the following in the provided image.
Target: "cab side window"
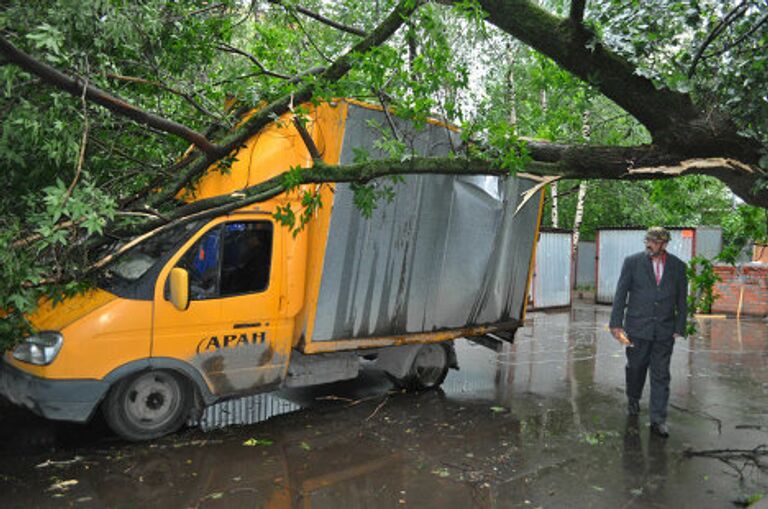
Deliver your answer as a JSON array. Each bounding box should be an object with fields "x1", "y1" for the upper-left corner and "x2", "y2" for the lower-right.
[
  {"x1": 176, "y1": 221, "x2": 273, "y2": 300},
  {"x1": 220, "y1": 222, "x2": 273, "y2": 296}
]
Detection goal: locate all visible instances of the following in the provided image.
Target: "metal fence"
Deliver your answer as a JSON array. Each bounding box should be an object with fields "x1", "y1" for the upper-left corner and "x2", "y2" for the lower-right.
[
  {"x1": 695, "y1": 226, "x2": 723, "y2": 260},
  {"x1": 596, "y1": 227, "x2": 703, "y2": 304}
]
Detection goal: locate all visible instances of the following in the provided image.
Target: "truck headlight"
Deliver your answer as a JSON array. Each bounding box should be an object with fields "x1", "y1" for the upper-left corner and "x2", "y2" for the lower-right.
[{"x1": 12, "y1": 332, "x2": 63, "y2": 366}]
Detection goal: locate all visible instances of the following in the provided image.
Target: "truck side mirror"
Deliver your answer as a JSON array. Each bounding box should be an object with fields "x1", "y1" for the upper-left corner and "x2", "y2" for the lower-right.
[{"x1": 169, "y1": 267, "x2": 190, "y2": 311}]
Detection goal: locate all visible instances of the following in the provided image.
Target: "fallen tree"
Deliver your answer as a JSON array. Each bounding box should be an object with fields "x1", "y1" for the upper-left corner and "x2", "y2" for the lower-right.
[{"x1": 0, "y1": 0, "x2": 766, "y2": 343}]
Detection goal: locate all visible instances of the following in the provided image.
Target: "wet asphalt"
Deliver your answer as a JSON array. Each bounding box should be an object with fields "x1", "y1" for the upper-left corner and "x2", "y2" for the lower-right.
[{"x1": 1, "y1": 300, "x2": 767, "y2": 508}]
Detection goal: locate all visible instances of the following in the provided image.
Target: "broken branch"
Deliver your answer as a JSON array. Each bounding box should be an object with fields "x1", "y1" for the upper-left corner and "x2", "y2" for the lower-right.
[{"x1": 0, "y1": 35, "x2": 223, "y2": 156}]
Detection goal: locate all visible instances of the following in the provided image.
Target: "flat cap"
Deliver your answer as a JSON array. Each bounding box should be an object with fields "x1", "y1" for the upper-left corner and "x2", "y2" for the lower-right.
[{"x1": 645, "y1": 226, "x2": 671, "y2": 242}]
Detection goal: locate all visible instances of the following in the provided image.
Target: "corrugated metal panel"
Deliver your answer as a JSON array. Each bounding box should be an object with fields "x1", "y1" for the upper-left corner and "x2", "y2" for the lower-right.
[
  {"x1": 531, "y1": 231, "x2": 572, "y2": 308},
  {"x1": 311, "y1": 105, "x2": 541, "y2": 340},
  {"x1": 695, "y1": 226, "x2": 722, "y2": 259},
  {"x1": 192, "y1": 393, "x2": 301, "y2": 431},
  {"x1": 576, "y1": 241, "x2": 596, "y2": 287},
  {"x1": 668, "y1": 230, "x2": 695, "y2": 262},
  {"x1": 596, "y1": 228, "x2": 695, "y2": 304}
]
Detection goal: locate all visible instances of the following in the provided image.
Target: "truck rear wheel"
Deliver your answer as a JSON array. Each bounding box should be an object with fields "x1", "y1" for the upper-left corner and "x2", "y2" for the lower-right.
[
  {"x1": 392, "y1": 343, "x2": 450, "y2": 391},
  {"x1": 103, "y1": 370, "x2": 192, "y2": 441}
]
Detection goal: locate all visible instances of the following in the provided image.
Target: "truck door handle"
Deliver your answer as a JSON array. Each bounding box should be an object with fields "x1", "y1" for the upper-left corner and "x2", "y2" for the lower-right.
[{"x1": 234, "y1": 322, "x2": 261, "y2": 329}]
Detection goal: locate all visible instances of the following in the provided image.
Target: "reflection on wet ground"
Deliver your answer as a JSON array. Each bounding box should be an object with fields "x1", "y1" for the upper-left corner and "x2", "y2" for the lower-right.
[{"x1": 1, "y1": 302, "x2": 767, "y2": 508}]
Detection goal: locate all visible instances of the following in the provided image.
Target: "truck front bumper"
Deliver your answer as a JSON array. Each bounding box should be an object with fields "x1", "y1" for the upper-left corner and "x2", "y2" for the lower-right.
[{"x1": 0, "y1": 359, "x2": 109, "y2": 423}]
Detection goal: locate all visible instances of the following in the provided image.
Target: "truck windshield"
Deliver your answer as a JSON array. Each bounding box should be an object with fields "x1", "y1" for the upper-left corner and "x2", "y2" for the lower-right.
[{"x1": 103, "y1": 222, "x2": 200, "y2": 283}]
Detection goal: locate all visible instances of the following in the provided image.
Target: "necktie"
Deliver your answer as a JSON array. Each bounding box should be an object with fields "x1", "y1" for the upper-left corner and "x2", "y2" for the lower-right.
[{"x1": 654, "y1": 258, "x2": 662, "y2": 285}]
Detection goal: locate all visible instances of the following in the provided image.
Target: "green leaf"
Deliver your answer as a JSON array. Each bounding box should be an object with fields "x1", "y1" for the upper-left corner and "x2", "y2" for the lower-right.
[{"x1": 242, "y1": 438, "x2": 273, "y2": 447}]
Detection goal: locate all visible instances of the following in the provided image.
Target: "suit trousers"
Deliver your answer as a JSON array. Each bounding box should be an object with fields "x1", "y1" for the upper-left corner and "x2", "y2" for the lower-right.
[{"x1": 625, "y1": 336, "x2": 674, "y2": 424}]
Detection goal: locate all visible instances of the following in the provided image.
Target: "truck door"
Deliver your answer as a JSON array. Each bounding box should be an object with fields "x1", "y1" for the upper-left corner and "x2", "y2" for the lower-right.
[{"x1": 152, "y1": 216, "x2": 291, "y2": 396}]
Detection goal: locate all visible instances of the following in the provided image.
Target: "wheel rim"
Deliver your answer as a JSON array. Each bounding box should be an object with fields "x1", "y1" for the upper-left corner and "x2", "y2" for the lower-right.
[
  {"x1": 413, "y1": 345, "x2": 448, "y2": 387},
  {"x1": 123, "y1": 372, "x2": 182, "y2": 431}
]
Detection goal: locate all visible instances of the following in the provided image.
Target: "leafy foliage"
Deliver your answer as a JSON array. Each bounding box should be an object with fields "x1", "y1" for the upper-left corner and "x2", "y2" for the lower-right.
[
  {"x1": 686, "y1": 255, "x2": 721, "y2": 333},
  {"x1": 0, "y1": 0, "x2": 767, "y2": 352},
  {"x1": 718, "y1": 204, "x2": 768, "y2": 264},
  {"x1": 594, "y1": 0, "x2": 768, "y2": 148}
]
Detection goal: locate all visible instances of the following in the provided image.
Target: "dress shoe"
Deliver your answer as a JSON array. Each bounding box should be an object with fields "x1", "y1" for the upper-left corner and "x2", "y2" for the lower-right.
[
  {"x1": 627, "y1": 398, "x2": 640, "y2": 416},
  {"x1": 650, "y1": 422, "x2": 669, "y2": 438}
]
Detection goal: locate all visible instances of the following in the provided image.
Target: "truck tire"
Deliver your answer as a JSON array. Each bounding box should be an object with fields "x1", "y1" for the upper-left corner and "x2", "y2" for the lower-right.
[
  {"x1": 103, "y1": 370, "x2": 192, "y2": 441},
  {"x1": 392, "y1": 343, "x2": 451, "y2": 391}
]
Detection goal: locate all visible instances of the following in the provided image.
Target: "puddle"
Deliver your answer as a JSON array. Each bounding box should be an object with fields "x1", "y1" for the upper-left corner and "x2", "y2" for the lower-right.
[{"x1": 1, "y1": 302, "x2": 767, "y2": 508}]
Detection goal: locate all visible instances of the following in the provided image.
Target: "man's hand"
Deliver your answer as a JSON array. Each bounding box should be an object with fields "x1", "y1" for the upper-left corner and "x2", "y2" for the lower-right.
[{"x1": 610, "y1": 327, "x2": 633, "y2": 347}]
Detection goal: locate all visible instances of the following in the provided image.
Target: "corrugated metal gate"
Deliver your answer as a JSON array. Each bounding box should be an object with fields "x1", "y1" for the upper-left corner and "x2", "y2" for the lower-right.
[
  {"x1": 530, "y1": 229, "x2": 573, "y2": 309},
  {"x1": 576, "y1": 241, "x2": 596, "y2": 287},
  {"x1": 596, "y1": 227, "x2": 694, "y2": 304}
]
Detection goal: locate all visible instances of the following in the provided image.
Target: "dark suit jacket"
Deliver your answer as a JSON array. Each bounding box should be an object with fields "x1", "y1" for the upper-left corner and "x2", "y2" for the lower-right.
[{"x1": 609, "y1": 251, "x2": 688, "y2": 340}]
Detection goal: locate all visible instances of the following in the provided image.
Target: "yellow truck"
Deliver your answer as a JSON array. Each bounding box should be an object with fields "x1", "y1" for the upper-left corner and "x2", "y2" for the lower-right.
[{"x1": 0, "y1": 100, "x2": 544, "y2": 440}]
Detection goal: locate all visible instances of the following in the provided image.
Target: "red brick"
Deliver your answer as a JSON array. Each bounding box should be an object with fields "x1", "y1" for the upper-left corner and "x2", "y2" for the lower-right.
[{"x1": 710, "y1": 264, "x2": 768, "y2": 317}]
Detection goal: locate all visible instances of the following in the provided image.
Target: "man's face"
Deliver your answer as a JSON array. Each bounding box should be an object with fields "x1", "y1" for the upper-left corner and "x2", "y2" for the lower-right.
[{"x1": 645, "y1": 238, "x2": 666, "y2": 257}]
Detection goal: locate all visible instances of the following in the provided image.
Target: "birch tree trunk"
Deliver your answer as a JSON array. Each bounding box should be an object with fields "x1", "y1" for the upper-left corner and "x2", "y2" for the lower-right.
[
  {"x1": 506, "y1": 42, "x2": 517, "y2": 127},
  {"x1": 572, "y1": 182, "x2": 588, "y2": 249},
  {"x1": 550, "y1": 182, "x2": 559, "y2": 228},
  {"x1": 571, "y1": 111, "x2": 590, "y2": 288}
]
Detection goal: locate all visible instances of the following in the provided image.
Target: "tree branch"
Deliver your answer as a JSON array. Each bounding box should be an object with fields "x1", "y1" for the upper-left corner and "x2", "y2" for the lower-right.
[
  {"x1": 167, "y1": 3, "x2": 228, "y2": 22},
  {"x1": 375, "y1": 90, "x2": 402, "y2": 142},
  {"x1": 117, "y1": 137, "x2": 767, "y2": 247},
  {"x1": 216, "y1": 43, "x2": 293, "y2": 80},
  {"x1": 702, "y1": 11, "x2": 768, "y2": 60},
  {"x1": 0, "y1": 35, "x2": 224, "y2": 157},
  {"x1": 90, "y1": 138, "x2": 161, "y2": 170},
  {"x1": 62, "y1": 76, "x2": 90, "y2": 207},
  {"x1": 287, "y1": 7, "x2": 334, "y2": 63},
  {"x1": 687, "y1": 1, "x2": 749, "y2": 78},
  {"x1": 292, "y1": 116, "x2": 322, "y2": 160},
  {"x1": 269, "y1": 1, "x2": 367, "y2": 37},
  {"x1": 104, "y1": 72, "x2": 223, "y2": 121},
  {"x1": 569, "y1": 0, "x2": 586, "y2": 24},
  {"x1": 105, "y1": 154, "x2": 512, "y2": 252}
]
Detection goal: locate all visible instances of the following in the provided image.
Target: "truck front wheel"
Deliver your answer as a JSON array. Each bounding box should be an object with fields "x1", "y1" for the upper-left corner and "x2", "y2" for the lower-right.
[
  {"x1": 103, "y1": 370, "x2": 192, "y2": 441},
  {"x1": 393, "y1": 343, "x2": 451, "y2": 391}
]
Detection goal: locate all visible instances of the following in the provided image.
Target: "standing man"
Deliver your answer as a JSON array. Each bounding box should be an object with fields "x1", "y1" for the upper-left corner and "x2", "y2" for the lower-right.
[{"x1": 609, "y1": 227, "x2": 688, "y2": 438}]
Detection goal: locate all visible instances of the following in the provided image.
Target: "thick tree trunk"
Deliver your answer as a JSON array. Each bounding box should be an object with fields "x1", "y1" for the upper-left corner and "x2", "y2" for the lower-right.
[{"x1": 472, "y1": 0, "x2": 766, "y2": 206}]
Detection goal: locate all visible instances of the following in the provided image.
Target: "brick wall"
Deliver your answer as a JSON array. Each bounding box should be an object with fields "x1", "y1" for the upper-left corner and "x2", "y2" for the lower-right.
[{"x1": 711, "y1": 264, "x2": 768, "y2": 317}]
